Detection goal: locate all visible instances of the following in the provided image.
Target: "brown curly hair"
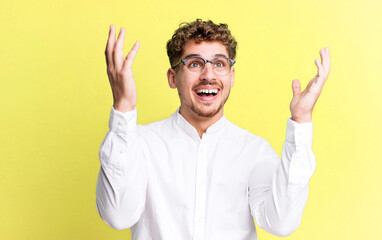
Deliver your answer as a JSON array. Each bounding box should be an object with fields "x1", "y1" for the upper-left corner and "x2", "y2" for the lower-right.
[{"x1": 166, "y1": 19, "x2": 238, "y2": 67}]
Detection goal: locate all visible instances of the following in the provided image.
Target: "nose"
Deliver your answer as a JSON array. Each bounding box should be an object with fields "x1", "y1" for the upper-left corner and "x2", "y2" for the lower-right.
[{"x1": 200, "y1": 62, "x2": 216, "y2": 80}]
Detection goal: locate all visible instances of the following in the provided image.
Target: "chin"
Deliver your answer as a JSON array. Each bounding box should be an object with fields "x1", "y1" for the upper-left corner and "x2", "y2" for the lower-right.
[{"x1": 191, "y1": 103, "x2": 223, "y2": 118}]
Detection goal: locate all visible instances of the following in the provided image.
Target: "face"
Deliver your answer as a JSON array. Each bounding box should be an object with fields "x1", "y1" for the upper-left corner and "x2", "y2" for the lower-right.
[{"x1": 167, "y1": 41, "x2": 235, "y2": 119}]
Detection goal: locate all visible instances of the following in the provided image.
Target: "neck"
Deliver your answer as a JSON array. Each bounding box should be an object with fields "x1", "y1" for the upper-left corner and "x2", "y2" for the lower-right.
[{"x1": 179, "y1": 106, "x2": 224, "y2": 138}]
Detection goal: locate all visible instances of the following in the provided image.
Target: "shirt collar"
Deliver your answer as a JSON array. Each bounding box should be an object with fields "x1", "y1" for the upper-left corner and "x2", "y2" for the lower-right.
[{"x1": 172, "y1": 107, "x2": 227, "y2": 139}]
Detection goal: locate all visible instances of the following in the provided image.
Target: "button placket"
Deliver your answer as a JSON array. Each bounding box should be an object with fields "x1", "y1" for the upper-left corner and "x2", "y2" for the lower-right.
[{"x1": 193, "y1": 138, "x2": 207, "y2": 240}]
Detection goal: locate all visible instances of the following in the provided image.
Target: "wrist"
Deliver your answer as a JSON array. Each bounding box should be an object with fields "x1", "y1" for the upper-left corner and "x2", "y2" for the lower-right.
[
  {"x1": 113, "y1": 101, "x2": 135, "y2": 113},
  {"x1": 291, "y1": 114, "x2": 312, "y2": 123}
]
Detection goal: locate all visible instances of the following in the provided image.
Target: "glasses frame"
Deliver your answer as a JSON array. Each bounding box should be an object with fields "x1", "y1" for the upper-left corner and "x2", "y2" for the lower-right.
[{"x1": 171, "y1": 56, "x2": 236, "y2": 76}]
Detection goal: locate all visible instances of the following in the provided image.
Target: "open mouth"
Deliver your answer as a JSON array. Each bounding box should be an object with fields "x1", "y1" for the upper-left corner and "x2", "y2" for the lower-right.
[
  {"x1": 195, "y1": 89, "x2": 219, "y2": 97},
  {"x1": 193, "y1": 88, "x2": 220, "y2": 102}
]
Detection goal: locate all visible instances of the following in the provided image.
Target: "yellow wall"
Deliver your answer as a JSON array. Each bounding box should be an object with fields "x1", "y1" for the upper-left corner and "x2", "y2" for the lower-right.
[{"x1": 1, "y1": 0, "x2": 381, "y2": 239}]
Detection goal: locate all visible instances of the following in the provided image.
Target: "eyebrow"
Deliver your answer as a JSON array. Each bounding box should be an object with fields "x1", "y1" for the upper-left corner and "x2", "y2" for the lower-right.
[{"x1": 183, "y1": 53, "x2": 228, "y2": 59}]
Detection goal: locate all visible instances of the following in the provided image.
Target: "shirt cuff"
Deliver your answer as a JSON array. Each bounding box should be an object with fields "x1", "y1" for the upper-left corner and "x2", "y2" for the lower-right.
[
  {"x1": 108, "y1": 106, "x2": 137, "y2": 134},
  {"x1": 286, "y1": 118, "x2": 313, "y2": 146}
]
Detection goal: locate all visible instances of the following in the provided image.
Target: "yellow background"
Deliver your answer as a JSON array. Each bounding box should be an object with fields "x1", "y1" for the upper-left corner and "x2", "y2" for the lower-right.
[{"x1": 1, "y1": 0, "x2": 381, "y2": 239}]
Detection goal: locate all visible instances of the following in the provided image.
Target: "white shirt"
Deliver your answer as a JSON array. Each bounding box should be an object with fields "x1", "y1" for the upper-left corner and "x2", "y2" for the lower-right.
[{"x1": 96, "y1": 107, "x2": 316, "y2": 240}]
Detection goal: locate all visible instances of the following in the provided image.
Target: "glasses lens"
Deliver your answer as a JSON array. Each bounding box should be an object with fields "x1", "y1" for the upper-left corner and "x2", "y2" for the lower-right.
[
  {"x1": 212, "y1": 57, "x2": 231, "y2": 75},
  {"x1": 185, "y1": 57, "x2": 205, "y2": 73},
  {"x1": 184, "y1": 57, "x2": 233, "y2": 75}
]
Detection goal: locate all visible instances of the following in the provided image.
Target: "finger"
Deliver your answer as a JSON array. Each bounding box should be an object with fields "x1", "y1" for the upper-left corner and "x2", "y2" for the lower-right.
[
  {"x1": 321, "y1": 47, "x2": 329, "y2": 74},
  {"x1": 319, "y1": 48, "x2": 326, "y2": 69},
  {"x1": 315, "y1": 58, "x2": 324, "y2": 75},
  {"x1": 325, "y1": 47, "x2": 331, "y2": 73},
  {"x1": 124, "y1": 41, "x2": 141, "y2": 69},
  {"x1": 292, "y1": 79, "x2": 302, "y2": 97},
  {"x1": 318, "y1": 49, "x2": 327, "y2": 81},
  {"x1": 113, "y1": 27, "x2": 126, "y2": 70},
  {"x1": 105, "y1": 25, "x2": 116, "y2": 70},
  {"x1": 315, "y1": 58, "x2": 326, "y2": 87}
]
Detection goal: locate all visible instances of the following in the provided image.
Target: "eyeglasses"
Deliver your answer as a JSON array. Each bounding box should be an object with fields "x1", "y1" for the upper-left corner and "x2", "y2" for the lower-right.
[{"x1": 171, "y1": 56, "x2": 236, "y2": 76}]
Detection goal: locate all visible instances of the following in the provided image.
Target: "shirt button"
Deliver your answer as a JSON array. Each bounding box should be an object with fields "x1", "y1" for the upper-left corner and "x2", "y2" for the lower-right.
[
  {"x1": 199, "y1": 147, "x2": 205, "y2": 152},
  {"x1": 292, "y1": 161, "x2": 298, "y2": 166},
  {"x1": 118, "y1": 119, "x2": 124, "y2": 126},
  {"x1": 119, "y1": 149, "x2": 125, "y2": 154}
]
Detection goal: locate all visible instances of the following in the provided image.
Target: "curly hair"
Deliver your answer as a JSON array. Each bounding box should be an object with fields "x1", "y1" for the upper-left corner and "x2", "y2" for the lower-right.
[{"x1": 166, "y1": 19, "x2": 238, "y2": 67}]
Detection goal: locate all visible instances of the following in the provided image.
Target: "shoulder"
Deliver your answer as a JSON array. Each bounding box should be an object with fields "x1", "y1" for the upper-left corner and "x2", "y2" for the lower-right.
[
  {"x1": 225, "y1": 120, "x2": 280, "y2": 161},
  {"x1": 224, "y1": 120, "x2": 271, "y2": 148},
  {"x1": 136, "y1": 114, "x2": 174, "y2": 137}
]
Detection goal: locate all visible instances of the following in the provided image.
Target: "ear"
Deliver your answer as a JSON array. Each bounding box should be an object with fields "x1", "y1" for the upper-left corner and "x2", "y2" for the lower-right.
[
  {"x1": 230, "y1": 67, "x2": 235, "y2": 88},
  {"x1": 167, "y1": 68, "x2": 177, "y2": 89}
]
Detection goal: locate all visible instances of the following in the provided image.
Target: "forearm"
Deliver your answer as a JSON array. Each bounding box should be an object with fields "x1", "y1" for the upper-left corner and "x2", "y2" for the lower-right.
[
  {"x1": 250, "y1": 118, "x2": 315, "y2": 237},
  {"x1": 95, "y1": 107, "x2": 148, "y2": 230},
  {"x1": 256, "y1": 157, "x2": 310, "y2": 236}
]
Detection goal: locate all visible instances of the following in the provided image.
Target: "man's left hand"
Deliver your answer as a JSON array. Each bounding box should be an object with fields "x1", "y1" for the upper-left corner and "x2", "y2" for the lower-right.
[{"x1": 290, "y1": 47, "x2": 331, "y2": 123}]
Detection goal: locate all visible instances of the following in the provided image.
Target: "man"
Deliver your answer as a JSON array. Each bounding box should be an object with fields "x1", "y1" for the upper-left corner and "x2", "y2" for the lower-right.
[{"x1": 96, "y1": 19, "x2": 331, "y2": 240}]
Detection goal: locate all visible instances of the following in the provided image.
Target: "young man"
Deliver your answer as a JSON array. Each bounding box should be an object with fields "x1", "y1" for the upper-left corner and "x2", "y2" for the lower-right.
[{"x1": 96, "y1": 19, "x2": 331, "y2": 240}]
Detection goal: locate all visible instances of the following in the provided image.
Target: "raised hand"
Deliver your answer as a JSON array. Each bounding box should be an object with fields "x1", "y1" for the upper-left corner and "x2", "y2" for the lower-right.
[
  {"x1": 105, "y1": 25, "x2": 140, "y2": 113},
  {"x1": 290, "y1": 47, "x2": 331, "y2": 123}
]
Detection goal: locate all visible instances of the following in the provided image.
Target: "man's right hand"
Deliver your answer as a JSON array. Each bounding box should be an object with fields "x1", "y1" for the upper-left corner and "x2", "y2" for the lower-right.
[{"x1": 105, "y1": 25, "x2": 140, "y2": 113}]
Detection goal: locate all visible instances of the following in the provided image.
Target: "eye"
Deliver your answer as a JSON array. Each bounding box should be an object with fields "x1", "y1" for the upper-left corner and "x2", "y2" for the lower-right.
[
  {"x1": 214, "y1": 60, "x2": 227, "y2": 68},
  {"x1": 187, "y1": 58, "x2": 204, "y2": 68},
  {"x1": 189, "y1": 62, "x2": 200, "y2": 68},
  {"x1": 214, "y1": 62, "x2": 224, "y2": 68}
]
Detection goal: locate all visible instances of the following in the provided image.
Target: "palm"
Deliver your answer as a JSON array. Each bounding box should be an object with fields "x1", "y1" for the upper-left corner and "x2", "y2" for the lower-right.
[
  {"x1": 105, "y1": 25, "x2": 140, "y2": 112},
  {"x1": 290, "y1": 48, "x2": 331, "y2": 123}
]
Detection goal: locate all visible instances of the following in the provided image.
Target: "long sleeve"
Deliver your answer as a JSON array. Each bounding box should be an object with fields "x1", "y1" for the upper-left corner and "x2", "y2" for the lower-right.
[
  {"x1": 96, "y1": 106, "x2": 149, "y2": 230},
  {"x1": 248, "y1": 118, "x2": 315, "y2": 237}
]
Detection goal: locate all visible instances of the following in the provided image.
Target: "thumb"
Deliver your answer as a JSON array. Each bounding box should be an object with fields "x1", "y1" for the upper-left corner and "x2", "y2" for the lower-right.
[{"x1": 292, "y1": 79, "x2": 301, "y2": 97}]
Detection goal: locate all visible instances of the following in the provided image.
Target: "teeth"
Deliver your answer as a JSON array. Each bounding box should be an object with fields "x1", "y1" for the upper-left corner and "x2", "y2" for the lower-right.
[{"x1": 196, "y1": 89, "x2": 218, "y2": 94}]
